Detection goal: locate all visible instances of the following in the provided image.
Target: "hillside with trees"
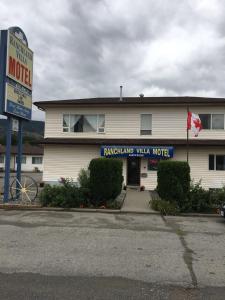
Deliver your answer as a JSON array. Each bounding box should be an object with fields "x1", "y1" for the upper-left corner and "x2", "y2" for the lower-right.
[{"x1": 0, "y1": 119, "x2": 44, "y2": 145}]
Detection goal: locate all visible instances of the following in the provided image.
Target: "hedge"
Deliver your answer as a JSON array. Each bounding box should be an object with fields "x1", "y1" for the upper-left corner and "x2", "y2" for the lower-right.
[
  {"x1": 89, "y1": 158, "x2": 123, "y2": 206},
  {"x1": 157, "y1": 160, "x2": 190, "y2": 211},
  {"x1": 39, "y1": 178, "x2": 87, "y2": 208}
]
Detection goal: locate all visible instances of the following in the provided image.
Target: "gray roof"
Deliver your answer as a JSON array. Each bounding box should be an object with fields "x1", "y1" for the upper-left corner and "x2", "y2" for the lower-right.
[{"x1": 34, "y1": 96, "x2": 225, "y2": 110}]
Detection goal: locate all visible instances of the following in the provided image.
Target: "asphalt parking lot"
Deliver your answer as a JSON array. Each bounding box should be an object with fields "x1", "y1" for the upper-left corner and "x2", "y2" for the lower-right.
[{"x1": 0, "y1": 210, "x2": 224, "y2": 299}]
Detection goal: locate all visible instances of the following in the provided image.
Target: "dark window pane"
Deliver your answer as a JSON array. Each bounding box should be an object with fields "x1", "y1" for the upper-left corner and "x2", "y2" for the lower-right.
[
  {"x1": 0, "y1": 155, "x2": 4, "y2": 163},
  {"x1": 216, "y1": 155, "x2": 225, "y2": 170},
  {"x1": 199, "y1": 114, "x2": 211, "y2": 129},
  {"x1": 32, "y1": 157, "x2": 43, "y2": 164},
  {"x1": 212, "y1": 114, "x2": 224, "y2": 129},
  {"x1": 140, "y1": 130, "x2": 152, "y2": 135},
  {"x1": 209, "y1": 155, "x2": 214, "y2": 170},
  {"x1": 74, "y1": 116, "x2": 83, "y2": 132},
  {"x1": 148, "y1": 159, "x2": 159, "y2": 171}
]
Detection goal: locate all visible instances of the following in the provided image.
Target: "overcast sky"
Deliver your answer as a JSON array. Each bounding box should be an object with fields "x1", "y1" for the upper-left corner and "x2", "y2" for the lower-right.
[{"x1": 1, "y1": 0, "x2": 225, "y2": 120}]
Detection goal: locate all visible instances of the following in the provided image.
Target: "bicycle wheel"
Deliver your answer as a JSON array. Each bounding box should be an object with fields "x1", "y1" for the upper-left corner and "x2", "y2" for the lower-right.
[{"x1": 10, "y1": 175, "x2": 38, "y2": 203}]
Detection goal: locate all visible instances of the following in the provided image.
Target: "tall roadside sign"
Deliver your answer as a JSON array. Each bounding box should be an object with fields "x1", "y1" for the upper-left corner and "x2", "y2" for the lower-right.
[
  {"x1": 0, "y1": 27, "x2": 33, "y2": 202},
  {"x1": 5, "y1": 31, "x2": 33, "y2": 119}
]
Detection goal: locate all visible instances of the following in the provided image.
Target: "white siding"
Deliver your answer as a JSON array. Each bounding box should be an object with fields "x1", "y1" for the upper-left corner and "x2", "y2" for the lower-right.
[
  {"x1": 43, "y1": 145, "x2": 225, "y2": 190},
  {"x1": 140, "y1": 147, "x2": 225, "y2": 190},
  {"x1": 42, "y1": 103, "x2": 225, "y2": 190},
  {"x1": 44, "y1": 105, "x2": 225, "y2": 140},
  {"x1": 0, "y1": 155, "x2": 43, "y2": 172},
  {"x1": 17, "y1": 156, "x2": 43, "y2": 172},
  {"x1": 174, "y1": 147, "x2": 225, "y2": 189},
  {"x1": 43, "y1": 145, "x2": 98, "y2": 182},
  {"x1": 0, "y1": 156, "x2": 14, "y2": 170},
  {"x1": 43, "y1": 145, "x2": 127, "y2": 184}
]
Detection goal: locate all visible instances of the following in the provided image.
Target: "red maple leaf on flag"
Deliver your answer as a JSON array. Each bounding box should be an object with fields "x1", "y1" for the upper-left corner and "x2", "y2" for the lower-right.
[{"x1": 193, "y1": 118, "x2": 202, "y2": 130}]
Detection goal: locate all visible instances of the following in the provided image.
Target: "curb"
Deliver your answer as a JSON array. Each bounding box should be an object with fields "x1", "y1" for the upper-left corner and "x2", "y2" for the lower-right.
[
  {"x1": 0, "y1": 205, "x2": 220, "y2": 217},
  {"x1": 120, "y1": 210, "x2": 160, "y2": 215},
  {"x1": 179, "y1": 213, "x2": 219, "y2": 218},
  {"x1": 0, "y1": 205, "x2": 121, "y2": 214},
  {"x1": 0, "y1": 205, "x2": 159, "y2": 215}
]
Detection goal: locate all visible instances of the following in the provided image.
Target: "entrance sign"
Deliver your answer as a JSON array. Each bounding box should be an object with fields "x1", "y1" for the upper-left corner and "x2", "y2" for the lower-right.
[
  {"x1": 0, "y1": 28, "x2": 33, "y2": 120},
  {"x1": 0, "y1": 26, "x2": 33, "y2": 203},
  {"x1": 6, "y1": 32, "x2": 33, "y2": 89},
  {"x1": 101, "y1": 145, "x2": 174, "y2": 159},
  {"x1": 5, "y1": 31, "x2": 33, "y2": 120},
  {"x1": 5, "y1": 78, "x2": 32, "y2": 119}
]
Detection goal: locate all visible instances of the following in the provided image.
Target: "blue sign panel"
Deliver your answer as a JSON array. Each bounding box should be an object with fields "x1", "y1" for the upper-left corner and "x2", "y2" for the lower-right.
[
  {"x1": 0, "y1": 28, "x2": 33, "y2": 120},
  {"x1": 5, "y1": 78, "x2": 32, "y2": 120},
  {"x1": 6, "y1": 99, "x2": 31, "y2": 120},
  {"x1": 101, "y1": 145, "x2": 174, "y2": 159}
]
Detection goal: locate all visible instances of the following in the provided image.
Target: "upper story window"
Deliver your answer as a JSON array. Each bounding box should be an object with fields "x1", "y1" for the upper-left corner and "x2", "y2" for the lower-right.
[
  {"x1": 140, "y1": 114, "x2": 152, "y2": 135},
  {"x1": 199, "y1": 114, "x2": 224, "y2": 130},
  {"x1": 32, "y1": 157, "x2": 43, "y2": 164},
  {"x1": 63, "y1": 114, "x2": 105, "y2": 133}
]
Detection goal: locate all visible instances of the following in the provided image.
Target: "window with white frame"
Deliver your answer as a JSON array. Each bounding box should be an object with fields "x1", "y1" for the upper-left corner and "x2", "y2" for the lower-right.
[
  {"x1": 199, "y1": 114, "x2": 224, "y2": 130},
  {"x1": 140, "y1": 114, "x2": 152, "y2": 135},
  {"x1": 63, "y1": 114, "x2": 105, "y2": 133},
  {"x1": 0, "y1": 155, "x2": 4, "y2": 163},
  {"x1": 32, "y1": 156, "x2": 43, "y2": 164},
  {"x1": 209, "y1": 154, "x2": 225, "y2": 170}
]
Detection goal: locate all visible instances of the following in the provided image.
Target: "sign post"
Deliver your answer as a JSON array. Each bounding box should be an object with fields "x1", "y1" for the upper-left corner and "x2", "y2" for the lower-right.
[
  {"x1": 0, "y1": 27, "x2": 33, "y2": 202},
  {"x1": 3, "y1": 117, "x2": 12, "y2": 201},
  {"x1": 16, "y1": 119, "x2": 23, "y2": 199}
]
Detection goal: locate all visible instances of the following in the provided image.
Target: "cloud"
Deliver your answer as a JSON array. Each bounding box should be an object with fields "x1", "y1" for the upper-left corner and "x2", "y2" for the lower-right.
[{"x1": 0, "y1": 0, "x2": 225, "y2": 120}]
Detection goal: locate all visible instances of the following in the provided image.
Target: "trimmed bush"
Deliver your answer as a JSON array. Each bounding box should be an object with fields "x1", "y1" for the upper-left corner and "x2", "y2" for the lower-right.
[
  {"x1": 157, "y1": 160, "x2": 190, "y2": 211},
  {"x1": 89, "y1": 158, "x2": 123, "y2": 206}
]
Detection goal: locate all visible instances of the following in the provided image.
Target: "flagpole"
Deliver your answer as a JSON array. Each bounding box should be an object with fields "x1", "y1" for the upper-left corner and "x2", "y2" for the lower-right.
[{"x1": 187, "y1": 105, "x2": 189, "y2": 164}]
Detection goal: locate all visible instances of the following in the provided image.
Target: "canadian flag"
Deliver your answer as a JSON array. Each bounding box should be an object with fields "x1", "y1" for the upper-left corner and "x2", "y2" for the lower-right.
[{"x1": 187, "y1": 112, "x2": 202, "y2": 137}]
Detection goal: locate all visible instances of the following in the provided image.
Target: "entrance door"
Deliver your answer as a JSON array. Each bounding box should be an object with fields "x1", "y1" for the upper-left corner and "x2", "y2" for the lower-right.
[{"x1": 127, "y1": 157, "x2": 140, "y2": 185}]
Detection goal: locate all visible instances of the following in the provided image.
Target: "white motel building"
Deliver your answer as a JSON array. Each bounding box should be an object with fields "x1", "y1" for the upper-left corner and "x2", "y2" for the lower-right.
[{"x1": 34, "y1": 96, "x2": 225, "y2": 190}]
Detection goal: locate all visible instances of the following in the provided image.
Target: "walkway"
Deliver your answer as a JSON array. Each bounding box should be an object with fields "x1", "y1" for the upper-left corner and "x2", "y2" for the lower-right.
[{"x1": 121, "y1": 188, "x2": 155, "y2": 213}]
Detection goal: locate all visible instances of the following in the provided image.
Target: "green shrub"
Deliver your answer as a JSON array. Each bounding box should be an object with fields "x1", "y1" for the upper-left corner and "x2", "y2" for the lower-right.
[
  {"x1": 89, "y1": 158, "x2": 123, "y2": 206},
  {"x1": 151, "y1": 198, "x2": 160, "y2": 211},
  {"x1": 188, "y1": 181, "x2": 211, "y2": 212},
  {"x1": 189, "y1": 181, "x2": 225, "y2": 213},
  {"x1": 157, "y1": 160, "x2": 190, "y2": 211},
  {"x1": 209, "y1": 187, "x2": 225, "y2": 208},
  {"x1": 77, "y1": 169, "x2": 91, "y2": 206},
  {"x1": 151, "y1": 199, "x2": 180, "y2": 215},
  {"x1": 39, "y1": 178, "x2": 84, "y2": 208},
  {"x1": 78, "y1": 168, "x2": 90, "y2": 189}
]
